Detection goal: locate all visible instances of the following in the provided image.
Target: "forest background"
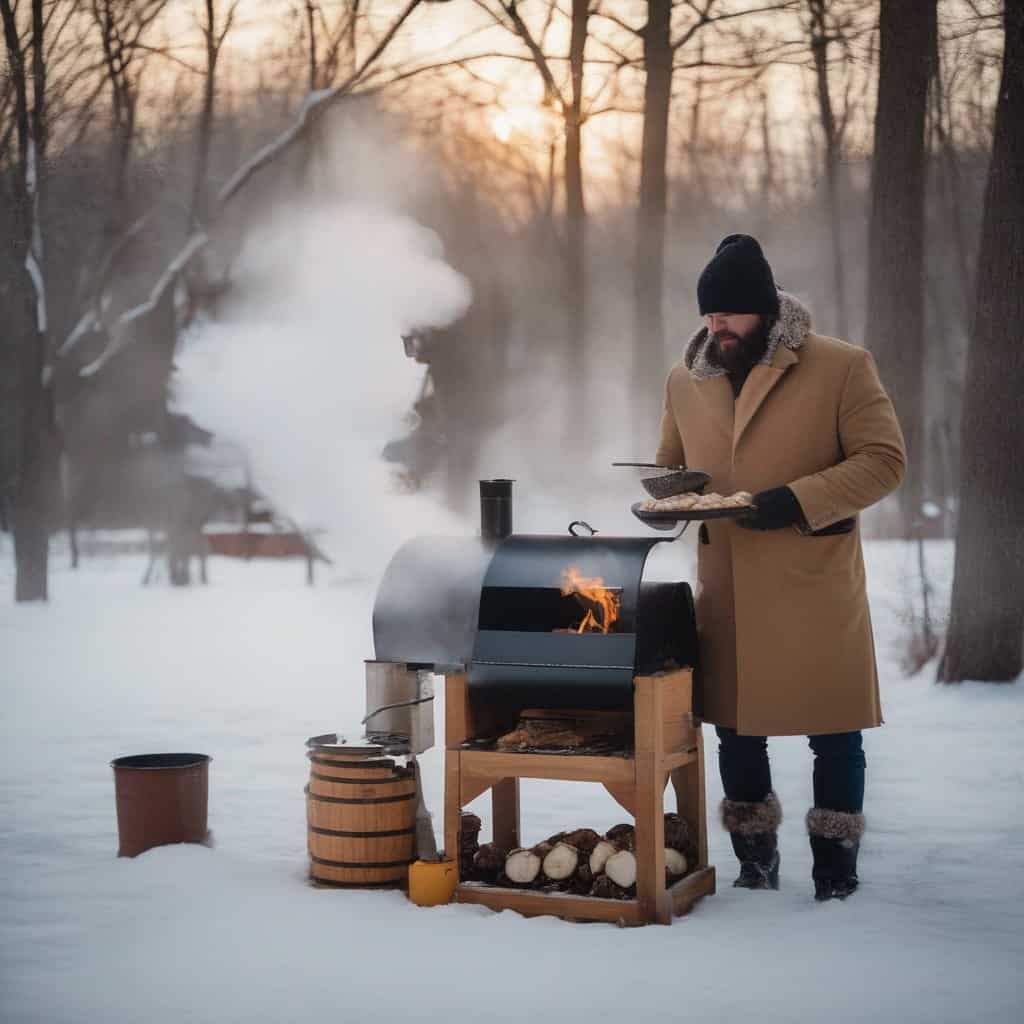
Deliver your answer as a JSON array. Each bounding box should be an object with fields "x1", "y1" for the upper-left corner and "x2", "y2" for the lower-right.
[{"x1": 1, "y1": 0, "x2": 1021, "y2": 684}]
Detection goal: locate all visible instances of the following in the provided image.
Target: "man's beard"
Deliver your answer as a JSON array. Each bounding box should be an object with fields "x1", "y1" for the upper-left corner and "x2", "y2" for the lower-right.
[{"x1": 706, "y1": 319, "x2": 772, "y2": 376}]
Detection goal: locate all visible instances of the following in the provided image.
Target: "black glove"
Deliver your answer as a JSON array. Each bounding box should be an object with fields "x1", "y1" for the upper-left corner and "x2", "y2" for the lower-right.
[{"x1": 737, "y1": 486, "x2": 807, "y2": 531}]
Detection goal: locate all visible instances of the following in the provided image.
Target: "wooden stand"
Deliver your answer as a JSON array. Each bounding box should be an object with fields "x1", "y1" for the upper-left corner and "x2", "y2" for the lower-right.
[{"x1": 443, "y1": 668, "x2": 715, "y2": 925}]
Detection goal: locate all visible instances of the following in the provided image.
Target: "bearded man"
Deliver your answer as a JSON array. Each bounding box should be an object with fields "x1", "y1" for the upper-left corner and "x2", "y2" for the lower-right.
[{"x1": 655, "y1": 234, "x2": 906, "y2": 901}]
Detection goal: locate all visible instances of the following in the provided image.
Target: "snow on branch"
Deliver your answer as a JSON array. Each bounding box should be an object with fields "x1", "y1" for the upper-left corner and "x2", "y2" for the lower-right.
[
  {"x1": 55, "y1": 310, "x2": 100, "y2": 361},
  {"x1": 69, "y1": 0, "x2": 424, "y2": 381},
  {"x1": 26, "y1": 250, "x2": 46, "y2": 332},
  {"x1": 218, "y1": 0, "x2": 424, "y2": 210},
  {"x1": 25, "y1": 133, "x2": 47, "y2": 337},
  {"x1": 56, "y1": 213, "x2": 153, "y2": 361},
  {"x1": 79, "y1": 232, "x2": 209, "y2": 378},
  {"x1": 216, "y1": 86, "x2": 336, "y2": 208}
]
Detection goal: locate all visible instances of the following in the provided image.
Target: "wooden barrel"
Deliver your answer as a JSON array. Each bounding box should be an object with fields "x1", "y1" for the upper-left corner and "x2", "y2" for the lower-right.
[{"x1": 306, "y1": 746, "x2": 417, "y2": 888}]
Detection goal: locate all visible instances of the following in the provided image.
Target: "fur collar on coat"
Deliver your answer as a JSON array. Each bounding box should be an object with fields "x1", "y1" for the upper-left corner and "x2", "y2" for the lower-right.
[{"x1": 683, "y1": 290, "x2": 812, "y2": 381}]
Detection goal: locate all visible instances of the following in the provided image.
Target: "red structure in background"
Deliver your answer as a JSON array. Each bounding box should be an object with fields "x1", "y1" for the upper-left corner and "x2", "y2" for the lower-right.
[{"x1": 204, "y1": 529, "x2": 311, "y2": 559}]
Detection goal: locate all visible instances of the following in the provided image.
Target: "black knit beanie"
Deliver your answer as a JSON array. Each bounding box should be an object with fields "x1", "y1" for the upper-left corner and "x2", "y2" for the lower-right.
[{"x1": 697, "y1": 234, "x2": 780, "y2": 317}]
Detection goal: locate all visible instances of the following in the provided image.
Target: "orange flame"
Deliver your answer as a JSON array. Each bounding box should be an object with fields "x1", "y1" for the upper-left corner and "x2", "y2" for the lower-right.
[{"x1": 560, "y1": 566, "x2": 621, "y2": 634}]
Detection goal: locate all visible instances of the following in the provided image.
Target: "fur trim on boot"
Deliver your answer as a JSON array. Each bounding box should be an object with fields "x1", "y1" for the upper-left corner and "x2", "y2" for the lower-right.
[
  {"x1": 805, "y1": 807, "x2": 866, "y2": 842},
  {"x1": 720, "y1": 791, "x2": 783, "y2": 835}
]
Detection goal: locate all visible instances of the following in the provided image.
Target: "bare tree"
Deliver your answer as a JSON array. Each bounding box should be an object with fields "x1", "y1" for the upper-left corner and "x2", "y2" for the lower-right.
[
  {"x1": 865, "y1": 0, "x2": 938, "y2": 536},
  {"x1": 633, "y1": 0, "x2": 674, "y2": 450},
  {"x1": 806, "y1": 0, "x2": 850, "y2": 338},
  {"x1": 89, "y1": 0, "x2": 168, "y2": 218},
  {"x1": 938, "y1": 1, "x2": 1024, "y2": 684},
  {"x1": 299, "y1": 0, "x2": 364, "y2": 91},
  {"x1": 2, "y1": 0, "x2": 54, "y2": 601},
  {"x1": 189, "y1": 0, "x2": 242, "y2": 229},
  {"x1": 470, "y1": 0, "x2": 593, "y2": 444},
  {"x1": 69, "y1": 0, "x2": 427, "y2": 378},
  {"x1": 616, "y1": 0, "x2": 795, "y2": 447}
]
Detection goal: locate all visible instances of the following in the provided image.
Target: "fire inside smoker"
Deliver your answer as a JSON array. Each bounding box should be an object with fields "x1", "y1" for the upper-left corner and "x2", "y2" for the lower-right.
[{"x1": 559, "y1": 566, "x2": 622, "y2": 634}]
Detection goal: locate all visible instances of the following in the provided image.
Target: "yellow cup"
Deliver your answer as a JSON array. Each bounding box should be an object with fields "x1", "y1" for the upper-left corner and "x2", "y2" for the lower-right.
[{"x1": 408, "y1": 859, "x2": 459, "y2": 907}]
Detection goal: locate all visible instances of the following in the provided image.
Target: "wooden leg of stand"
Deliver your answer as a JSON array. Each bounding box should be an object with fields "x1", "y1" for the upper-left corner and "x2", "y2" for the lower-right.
[
  {"x1": 444, "y1": 750, "x2": 462, "y2": 869},
  {"x1": 491, "y1": 777, "x2": 520, "y2": 851},
  {"x1": 671, "y1": 726, "x2": 709, "y2": 868},
  {"x1": 634, "y1": 676, "x2": 670, "y2": 924}
]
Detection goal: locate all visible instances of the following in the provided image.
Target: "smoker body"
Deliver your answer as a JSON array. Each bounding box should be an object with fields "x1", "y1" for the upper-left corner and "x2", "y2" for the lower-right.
[
  {"x1": 372, "y1": 524, "x2": 698, "y2": 708},
  {"x1": 370, "y1": 482, "x2": 715, "y2": 925},
  {"x1": 469, "y1": 534, "x2": 697, "y2": 709}
]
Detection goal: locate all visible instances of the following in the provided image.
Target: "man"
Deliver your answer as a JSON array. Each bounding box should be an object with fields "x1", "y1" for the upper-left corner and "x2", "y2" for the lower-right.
[{"x1": 656, "y1": 234, "x2": 906, "y2": 901}]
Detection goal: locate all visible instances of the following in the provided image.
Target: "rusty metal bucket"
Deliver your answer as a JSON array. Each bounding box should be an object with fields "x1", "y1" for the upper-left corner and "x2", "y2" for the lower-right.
[{"x1": 111, "y1": 753, "x2": 211, "y2": 857}]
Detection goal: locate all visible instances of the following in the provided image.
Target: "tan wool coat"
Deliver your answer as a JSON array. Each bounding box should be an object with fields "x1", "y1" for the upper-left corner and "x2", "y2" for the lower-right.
[{"x1": 656, "y1": 292, "x2": 906, "y2": 737}]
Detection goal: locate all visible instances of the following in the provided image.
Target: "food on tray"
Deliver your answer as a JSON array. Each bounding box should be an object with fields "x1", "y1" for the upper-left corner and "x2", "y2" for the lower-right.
[{"x1": 639, "y1": 490, "x2": 753, "y2": 513}]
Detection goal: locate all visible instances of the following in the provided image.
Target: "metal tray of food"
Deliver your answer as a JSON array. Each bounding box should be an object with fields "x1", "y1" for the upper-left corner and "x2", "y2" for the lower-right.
[{"x1": 631, "y1": 501, "x2": 757, "y2": 525}]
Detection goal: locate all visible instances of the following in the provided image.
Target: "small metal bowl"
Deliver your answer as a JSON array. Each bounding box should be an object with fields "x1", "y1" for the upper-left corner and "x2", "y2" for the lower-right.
[{"x1": 641, "y1": 469, "x2": 711, "y2": 499}]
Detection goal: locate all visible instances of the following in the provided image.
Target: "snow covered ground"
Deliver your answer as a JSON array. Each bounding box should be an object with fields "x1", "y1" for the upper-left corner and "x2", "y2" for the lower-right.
[{"x1": 2, "y1": 535, "x2": 1022, "y2": 1023}]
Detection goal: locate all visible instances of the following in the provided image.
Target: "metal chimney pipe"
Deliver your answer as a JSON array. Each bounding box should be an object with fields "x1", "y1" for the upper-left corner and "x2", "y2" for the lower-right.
[{"x1": 479, "y1": 479, "x2": 514, "y2": 541}]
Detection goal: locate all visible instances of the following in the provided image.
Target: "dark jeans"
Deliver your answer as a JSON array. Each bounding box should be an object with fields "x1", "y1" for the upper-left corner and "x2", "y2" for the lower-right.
[{"x1": 716, "y1": 726, "x2": 865, "y2": 814}]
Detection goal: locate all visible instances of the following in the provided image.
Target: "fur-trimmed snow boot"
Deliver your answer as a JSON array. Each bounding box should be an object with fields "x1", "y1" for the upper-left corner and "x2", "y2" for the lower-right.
[
  {"x1": 806, "y1": 807, "x2": 865, "y2": 901},
  {"x1": 721, "y1": 792, "x2": 782, "y2": 890}
]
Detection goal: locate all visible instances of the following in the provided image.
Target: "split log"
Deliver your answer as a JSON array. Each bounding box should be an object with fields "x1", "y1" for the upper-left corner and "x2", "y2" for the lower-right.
[
  {"x1": 542, "y1": 831, "x2": 568, "y2": 846},
  {"x1": 605, "y1": 824, "x2": 636, "y2": 851},
  {"x1": 458, "y1": 812, "x2": 482, "y2": 877},
  {"x1": 605, "y1": 849, "x2": 638, "y2": 889},
  {"x1": 505, "y1": 848, "x2": 542, "y2": 885},
  {"x1": 472, "y1": 843, "x2": 505, "y2": 883},
  {"x1": 664, "y1": 847, "x2": 688, "y2": 879},
  {"x1": 532, "y1": 841, "x2": 555, "y2": 863},
  {"x1": 589, "y1": 840, "x2": 617, "y2": 875},
  {"x1": 560, "y1": 828, "x2": 602, "y2": 855},
  {"x1": 541, "y1": 842, "x2": 579, "y2": 881},
  {"x1": 459, "y1": 813, "x2": 481, "y2": 843},
  {"x1": 590, "y1": 874, "x2": 632, "y2": 900},
  {"x1": 664, "y1": 813, "x2": 694, "y2": 853}
]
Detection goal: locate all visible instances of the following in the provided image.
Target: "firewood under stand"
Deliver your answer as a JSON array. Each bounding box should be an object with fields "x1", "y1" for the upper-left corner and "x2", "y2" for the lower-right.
[{"x1": 443, "y1": 668, "x2": 716, "y2": 925}]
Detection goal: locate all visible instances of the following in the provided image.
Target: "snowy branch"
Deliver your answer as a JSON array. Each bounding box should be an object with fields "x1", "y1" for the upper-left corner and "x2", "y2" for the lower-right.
[
  {"x1": 25, "y1": 132, "x2": 47, "y2": 337},
  {"x1": 79, "y1": 232, "x2": 209, "y2": 378},
  {"x1": 66, "y1": 0, "x2": 424, "y2": 381},
  {"x1": 216, "y1": 86, "x2": 335, "y2": 208},
  {"x1": 26, "y1": 251, "x2": 46, "y2": 333},
  {"x1": 56, "y1": 310, "x2": 100, "y2": 360},
  {"x1": 218, "y1": 0, "x2": 424, "y2": 211}
]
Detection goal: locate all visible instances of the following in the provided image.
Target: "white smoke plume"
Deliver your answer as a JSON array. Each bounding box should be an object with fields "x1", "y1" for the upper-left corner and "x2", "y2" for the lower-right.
[{"x1": 174, "y1": 194, "x2": 473, "y2": 579}]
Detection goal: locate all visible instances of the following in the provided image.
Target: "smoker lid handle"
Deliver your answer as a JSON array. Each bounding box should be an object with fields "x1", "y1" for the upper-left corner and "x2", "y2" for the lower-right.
[{"x1": 568, "y1": 520, "x2": 598, "y2": 537}]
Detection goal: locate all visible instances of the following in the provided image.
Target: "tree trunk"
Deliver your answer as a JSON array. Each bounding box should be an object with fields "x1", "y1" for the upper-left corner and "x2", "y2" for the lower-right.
[
  {"x1": 864, "y1": 0, "x2": 937, "y2": 536},
  {"x1": 809, "y1": 0, "x2": 847, "y2": 339},
  {"x1": 632, "y1": 0, "x2": 672, "y2": 452},
  {"x1": 189, "y1": 2, "x2": 219, "y2": 230},
  {"x1": 686, "y1": 39, "x2": 706, "y2": 204},
  {"x1": 937, "y1": 3, "x2": 1024, "y2": 684},
  {"x1": 3, "y1": 0, "x2": 52, "y2": 602},
  {"x1": 306, "y1": 0, "x2": 318, "y2": 91},
  {"x1": 563, "y1": 0, "x2": 588, "y2": 447},
  {"x1": 12, "y1": 283, "x2": 52, "y2": 602},
  {"x1": 10, "y1": 172, "x2": 53, "y2": 602}
]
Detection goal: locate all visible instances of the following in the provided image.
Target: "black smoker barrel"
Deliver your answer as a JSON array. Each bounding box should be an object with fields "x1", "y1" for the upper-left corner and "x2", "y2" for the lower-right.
[
  {"x1": 469, "y1": 534, "x2": 695, "y2": 710},
  {"x1": 372, "y1": 536, "x2": 493, "y2": 671},
  {"x1": 371, "y1": 480, "x2": 698, "y2": 709}
]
